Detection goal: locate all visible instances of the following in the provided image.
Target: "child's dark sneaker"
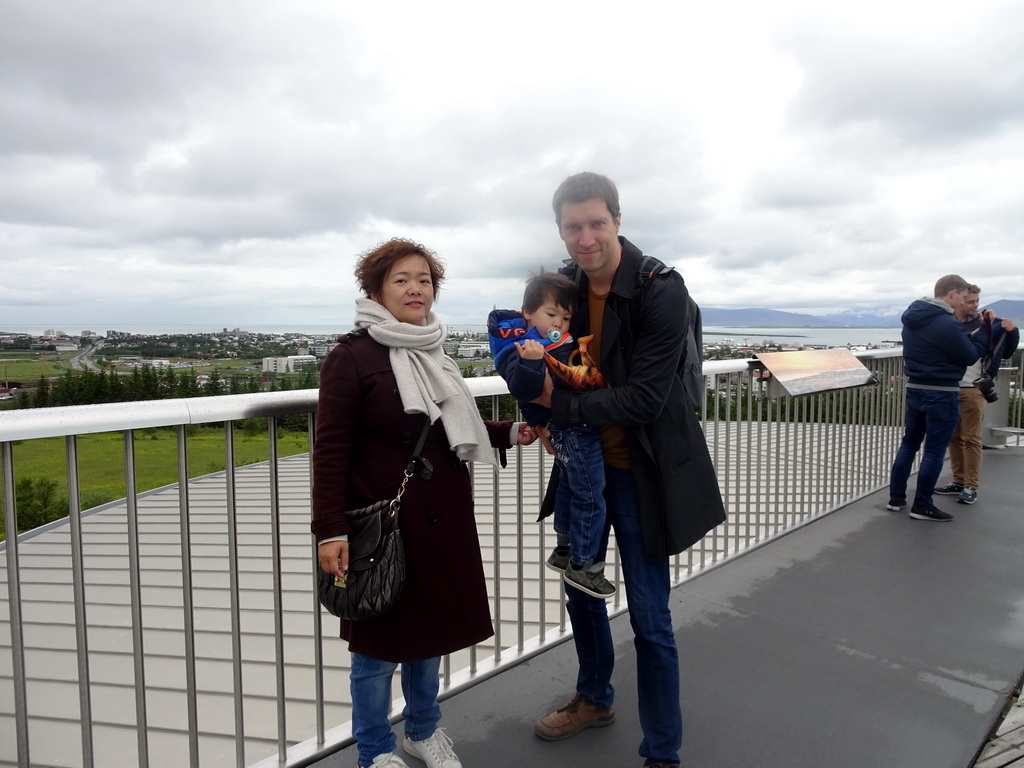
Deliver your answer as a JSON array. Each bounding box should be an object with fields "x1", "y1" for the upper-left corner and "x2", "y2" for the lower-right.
[
  {"x1": 545, "y1": 547, "x2": 570, "y2": 573},
  {"x1": 564, "y1": 560, "x2": 616, "y2": 599}
]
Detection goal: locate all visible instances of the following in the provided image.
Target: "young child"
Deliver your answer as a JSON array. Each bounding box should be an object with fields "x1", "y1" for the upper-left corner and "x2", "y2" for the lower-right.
[{"x1": 487, "y1": 273, "x2": 615, "y2": 599}]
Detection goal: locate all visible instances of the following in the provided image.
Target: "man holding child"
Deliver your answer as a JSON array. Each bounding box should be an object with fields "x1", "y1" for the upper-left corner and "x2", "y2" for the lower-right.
[{"x1": 530, "y1": 172, "x2": 725, "y2": 768}]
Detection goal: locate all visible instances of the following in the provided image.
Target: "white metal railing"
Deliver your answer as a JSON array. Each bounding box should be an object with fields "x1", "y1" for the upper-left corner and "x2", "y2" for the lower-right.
[{"x1": 2, "y1": 348, "x2": 1022, "y2": 768}]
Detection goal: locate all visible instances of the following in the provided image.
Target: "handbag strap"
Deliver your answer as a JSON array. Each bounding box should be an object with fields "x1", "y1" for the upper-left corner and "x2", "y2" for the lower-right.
[
  {"x1": 391, "y1": 416, "x2": 432, "y2": 510},
  {"x1": 409, "y1": 415, "x2": 432, "y2": 463}
]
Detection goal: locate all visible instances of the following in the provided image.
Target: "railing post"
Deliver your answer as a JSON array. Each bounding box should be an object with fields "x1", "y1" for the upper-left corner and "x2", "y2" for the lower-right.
[
  {"x1": 175, "y1": 425, "x2": 201, "y2": 767},
  {"x1": 123, "y1": 430, "x2": 151, "y2": 768},
  {"x1": 224, "y1": 420, "x2": 247, "y2": 768},
  {"x1": 65, "y1": 435, "x2": 95, "y2": 768},
  {"x1": 2, "y1": 442, "x2": 31, "y2": 768},
  {"x1": 268, "y1": 415, "x2": 289, "y2": 762},
  {"x1": 310, "y1": 410, "x2": 329, "y2": 746}
]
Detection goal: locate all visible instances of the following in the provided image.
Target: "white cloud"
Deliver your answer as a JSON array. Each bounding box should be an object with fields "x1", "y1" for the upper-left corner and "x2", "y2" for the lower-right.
[{"x1": 2, "y1": 0, "x2": 1023, "y2": 332}]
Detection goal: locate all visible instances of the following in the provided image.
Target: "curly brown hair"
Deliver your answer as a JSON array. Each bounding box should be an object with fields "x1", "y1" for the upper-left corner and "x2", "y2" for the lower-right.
[{"x1": 354, "y1": 238, "x2": 446, "y2": 300}]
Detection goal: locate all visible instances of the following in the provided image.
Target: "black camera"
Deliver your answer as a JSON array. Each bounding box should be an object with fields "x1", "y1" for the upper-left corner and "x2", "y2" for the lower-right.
[{"x1": 973, "y1": 374, "x2": 998, "y2": 403}]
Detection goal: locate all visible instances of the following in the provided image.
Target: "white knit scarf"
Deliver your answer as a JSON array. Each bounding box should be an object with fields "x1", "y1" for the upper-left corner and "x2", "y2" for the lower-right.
[{"x1": 353, "y1": 297, "x2": 496, "y2": 466}]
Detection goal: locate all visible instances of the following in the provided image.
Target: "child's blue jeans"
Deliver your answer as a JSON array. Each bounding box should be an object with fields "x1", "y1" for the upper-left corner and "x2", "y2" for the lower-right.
[{"x1": 549, "y1": 424, "x2": 607, "y2": 566}]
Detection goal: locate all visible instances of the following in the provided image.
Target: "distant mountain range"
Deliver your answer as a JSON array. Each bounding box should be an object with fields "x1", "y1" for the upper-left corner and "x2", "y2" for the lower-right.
[{"x1": 703, "y1": 299, "x2": 1024, "y2": 327}]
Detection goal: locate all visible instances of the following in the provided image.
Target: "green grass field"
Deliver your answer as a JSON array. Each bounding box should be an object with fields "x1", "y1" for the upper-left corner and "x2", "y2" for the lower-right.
[
  {"x1": 0, "y1": 349, "x2": 267, "y2": 383},
  {"x1": 1, "y1": 426, "x2": 311, "y2": 537},
  {"x1": 201, "y1": 359, "x2": 264, "y2": 372},
  {"x1": 1, "y1": 351, "x2": 74, "y2": 380},
  {"x1": 94, "y1": 358, "x2": 266, "y2": 373}
]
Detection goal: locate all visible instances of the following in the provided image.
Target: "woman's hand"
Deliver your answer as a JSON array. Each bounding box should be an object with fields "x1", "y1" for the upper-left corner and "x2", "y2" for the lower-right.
[
  {"x1": 318, "y1": 540, "x2": 349, "y2": 579},
  {"x1": 516, "y1": 423, "x2": 538, "y2": 446}
]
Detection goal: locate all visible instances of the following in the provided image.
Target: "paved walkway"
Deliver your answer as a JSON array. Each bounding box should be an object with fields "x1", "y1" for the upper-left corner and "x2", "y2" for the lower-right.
[{"x1": 315, "y1": 445, "x2": 1024, "y2": 768}]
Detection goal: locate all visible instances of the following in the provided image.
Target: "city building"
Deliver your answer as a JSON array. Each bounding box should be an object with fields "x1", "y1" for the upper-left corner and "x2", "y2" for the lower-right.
[
  {"x1": 455, "y1": 340, "x2": 491, "y2": 358},
  {"x1": 262, "y1": 355, "x2": 317, "y2": 374},
  {"x1": 310, "y1": 343, "x2": 339, "y2": 358}
]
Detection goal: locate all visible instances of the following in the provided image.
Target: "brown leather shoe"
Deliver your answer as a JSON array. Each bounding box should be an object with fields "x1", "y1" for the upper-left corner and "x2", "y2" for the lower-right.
[{"x1": 534, "y1": 693, "x2": 615, "y2": 740}]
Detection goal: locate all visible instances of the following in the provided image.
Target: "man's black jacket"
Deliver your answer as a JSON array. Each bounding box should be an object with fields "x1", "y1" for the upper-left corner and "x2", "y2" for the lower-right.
[{"x1": 541, "y1": 237, "x2": 725, "y2": 559}]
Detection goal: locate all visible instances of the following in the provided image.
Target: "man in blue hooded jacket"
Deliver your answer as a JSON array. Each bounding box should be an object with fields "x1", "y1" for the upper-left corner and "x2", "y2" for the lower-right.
[{"x1": 887, "y1": 274, "x2": 991, "y2": 521}]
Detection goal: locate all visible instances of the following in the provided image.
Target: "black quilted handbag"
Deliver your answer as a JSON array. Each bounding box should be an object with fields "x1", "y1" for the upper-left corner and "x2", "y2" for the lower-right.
[
  {"x1": 317, "y1": 497, "x2": 406, "y2": 620},
  {"x1": 316, "y1": 418, "x2": 430, "y2": 621}
]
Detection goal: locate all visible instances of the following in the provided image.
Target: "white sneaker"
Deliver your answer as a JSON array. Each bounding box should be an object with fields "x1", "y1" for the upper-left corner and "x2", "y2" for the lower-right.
[
  {"x1": 360, "y1": 752, "x2": 409, "y2": 767},
  {"x1": 403, "y1": 729, "x2": 462, "y2": 768}
]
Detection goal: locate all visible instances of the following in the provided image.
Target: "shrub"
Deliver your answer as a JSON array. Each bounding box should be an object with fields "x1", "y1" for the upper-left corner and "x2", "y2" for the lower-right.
[{"x1": 13, "y1": 477, "x2": 68, "y2": 532}]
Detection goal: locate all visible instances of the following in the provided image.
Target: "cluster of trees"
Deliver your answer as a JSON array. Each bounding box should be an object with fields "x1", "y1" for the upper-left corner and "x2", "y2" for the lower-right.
[
  {"x1": 704, "y1": 342, "x2": 785, "y2": 361},
  {"x1": 8, "y1": 477, "x2": 83, "y2": 535},
  {"x1": 8, "y1": 366, "x2": 318, "y2": 412},
  {"x1": 111, "y1": 335, "x2": 300, "y2": 359}
]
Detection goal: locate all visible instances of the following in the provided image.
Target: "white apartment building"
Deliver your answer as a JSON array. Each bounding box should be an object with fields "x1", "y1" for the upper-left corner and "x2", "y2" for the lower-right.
[
  {"x1": 455, "y1": 341, "x2": 491, "y2": 358},
  {"x1": 310, "y1": 343, "x2": 339, "y2": 358},
  {"x1": 262, "y1": 355, "x2": 317, "y2": 374}
]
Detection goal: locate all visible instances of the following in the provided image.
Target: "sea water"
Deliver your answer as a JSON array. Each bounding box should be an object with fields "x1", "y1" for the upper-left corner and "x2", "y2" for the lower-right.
[
  {"x1": 2, "y1": 323, "x2": 903, "y2": 348},
  {"x1": 702, "y1": 326, "x2": 902, "y2": 348}
]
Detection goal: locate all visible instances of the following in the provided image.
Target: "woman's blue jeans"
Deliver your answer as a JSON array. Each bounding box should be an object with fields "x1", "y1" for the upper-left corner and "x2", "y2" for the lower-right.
[
  {"x1": 349, "y1": 653, "x2": 442, "y2": 767},
  {"x1": 549, "y1": 424, "x2": 607, "y2": 565},
  {"x1": 889, "y1": 387, "x2": 961, "y2": 509},
  {"x1": 564, "y1": 465, "x2": 681, "y2": 766}
]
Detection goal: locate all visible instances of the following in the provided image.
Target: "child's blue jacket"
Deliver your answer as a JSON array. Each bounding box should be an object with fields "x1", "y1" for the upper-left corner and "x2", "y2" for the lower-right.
[{"x1": 487, "y1": 308, "x2": 575, "y2": 426}]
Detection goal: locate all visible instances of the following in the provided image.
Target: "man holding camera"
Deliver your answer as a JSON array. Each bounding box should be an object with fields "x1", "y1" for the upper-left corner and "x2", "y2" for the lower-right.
[{"x1": 935, "y1": 284, "x2": 1019, "y2": 505}]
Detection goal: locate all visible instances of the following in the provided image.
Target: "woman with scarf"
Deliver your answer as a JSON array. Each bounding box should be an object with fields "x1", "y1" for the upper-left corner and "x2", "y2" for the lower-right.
[{"x1": 312, "y1": 238, "x2": 534, "y2": 768}]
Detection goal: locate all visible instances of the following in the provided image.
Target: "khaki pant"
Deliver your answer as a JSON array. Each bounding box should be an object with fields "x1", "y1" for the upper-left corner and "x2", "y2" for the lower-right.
[{"x1": 949, "y1": 386, "x2": 986, "y2": 488}]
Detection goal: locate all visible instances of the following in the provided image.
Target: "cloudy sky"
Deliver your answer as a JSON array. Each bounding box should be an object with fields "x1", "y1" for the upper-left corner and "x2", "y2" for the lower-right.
[{"x1": 2, "y1": 0, "x2": 1023, "y2": 332}]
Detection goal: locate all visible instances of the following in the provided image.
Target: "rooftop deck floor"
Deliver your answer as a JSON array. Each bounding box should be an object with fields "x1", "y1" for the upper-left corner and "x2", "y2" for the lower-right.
[{"x1": 314, "y1": 445, "x2": 1024, "y2": 768}]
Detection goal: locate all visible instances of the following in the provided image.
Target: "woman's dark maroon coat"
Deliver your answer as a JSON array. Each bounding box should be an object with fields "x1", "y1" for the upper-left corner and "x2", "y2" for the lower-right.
[{"x1": 311, "y1": 332, "x2": 511, "y2": 663}]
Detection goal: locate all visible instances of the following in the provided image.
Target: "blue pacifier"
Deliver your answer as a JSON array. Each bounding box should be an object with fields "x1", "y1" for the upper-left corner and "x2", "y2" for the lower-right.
[{"x1": 547, "y1": 329, "x2": 562, "y2": 343}]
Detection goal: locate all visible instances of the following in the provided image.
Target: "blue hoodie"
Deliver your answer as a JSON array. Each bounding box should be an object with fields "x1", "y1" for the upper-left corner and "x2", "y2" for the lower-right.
[
  {"x1": 901, "y1": 297, "x2": 990, "y2": 388},
  {"x1": 487, "y1": 308, "x2": 577, "y2": 426}
]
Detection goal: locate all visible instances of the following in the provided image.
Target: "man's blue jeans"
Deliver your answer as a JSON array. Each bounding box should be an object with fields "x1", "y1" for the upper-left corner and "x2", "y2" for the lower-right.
[
  {"x1": 889, "y1": 387, "x2": 961, "y2": 509},
  {"x1": 349, "y1": 653, "x2": 442, "y2": 767},
  {"x1": 549, "y1": 424, "x2": 607, "y2": 565},
  {"x1": 564, "y1": 465, "x2": 681, "y2": 765}
]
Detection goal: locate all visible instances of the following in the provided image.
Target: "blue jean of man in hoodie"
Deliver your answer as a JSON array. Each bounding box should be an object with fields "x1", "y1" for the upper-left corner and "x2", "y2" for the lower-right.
[{"x1": 890, "y1": 387, "x2": 962, "y2": 509}]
